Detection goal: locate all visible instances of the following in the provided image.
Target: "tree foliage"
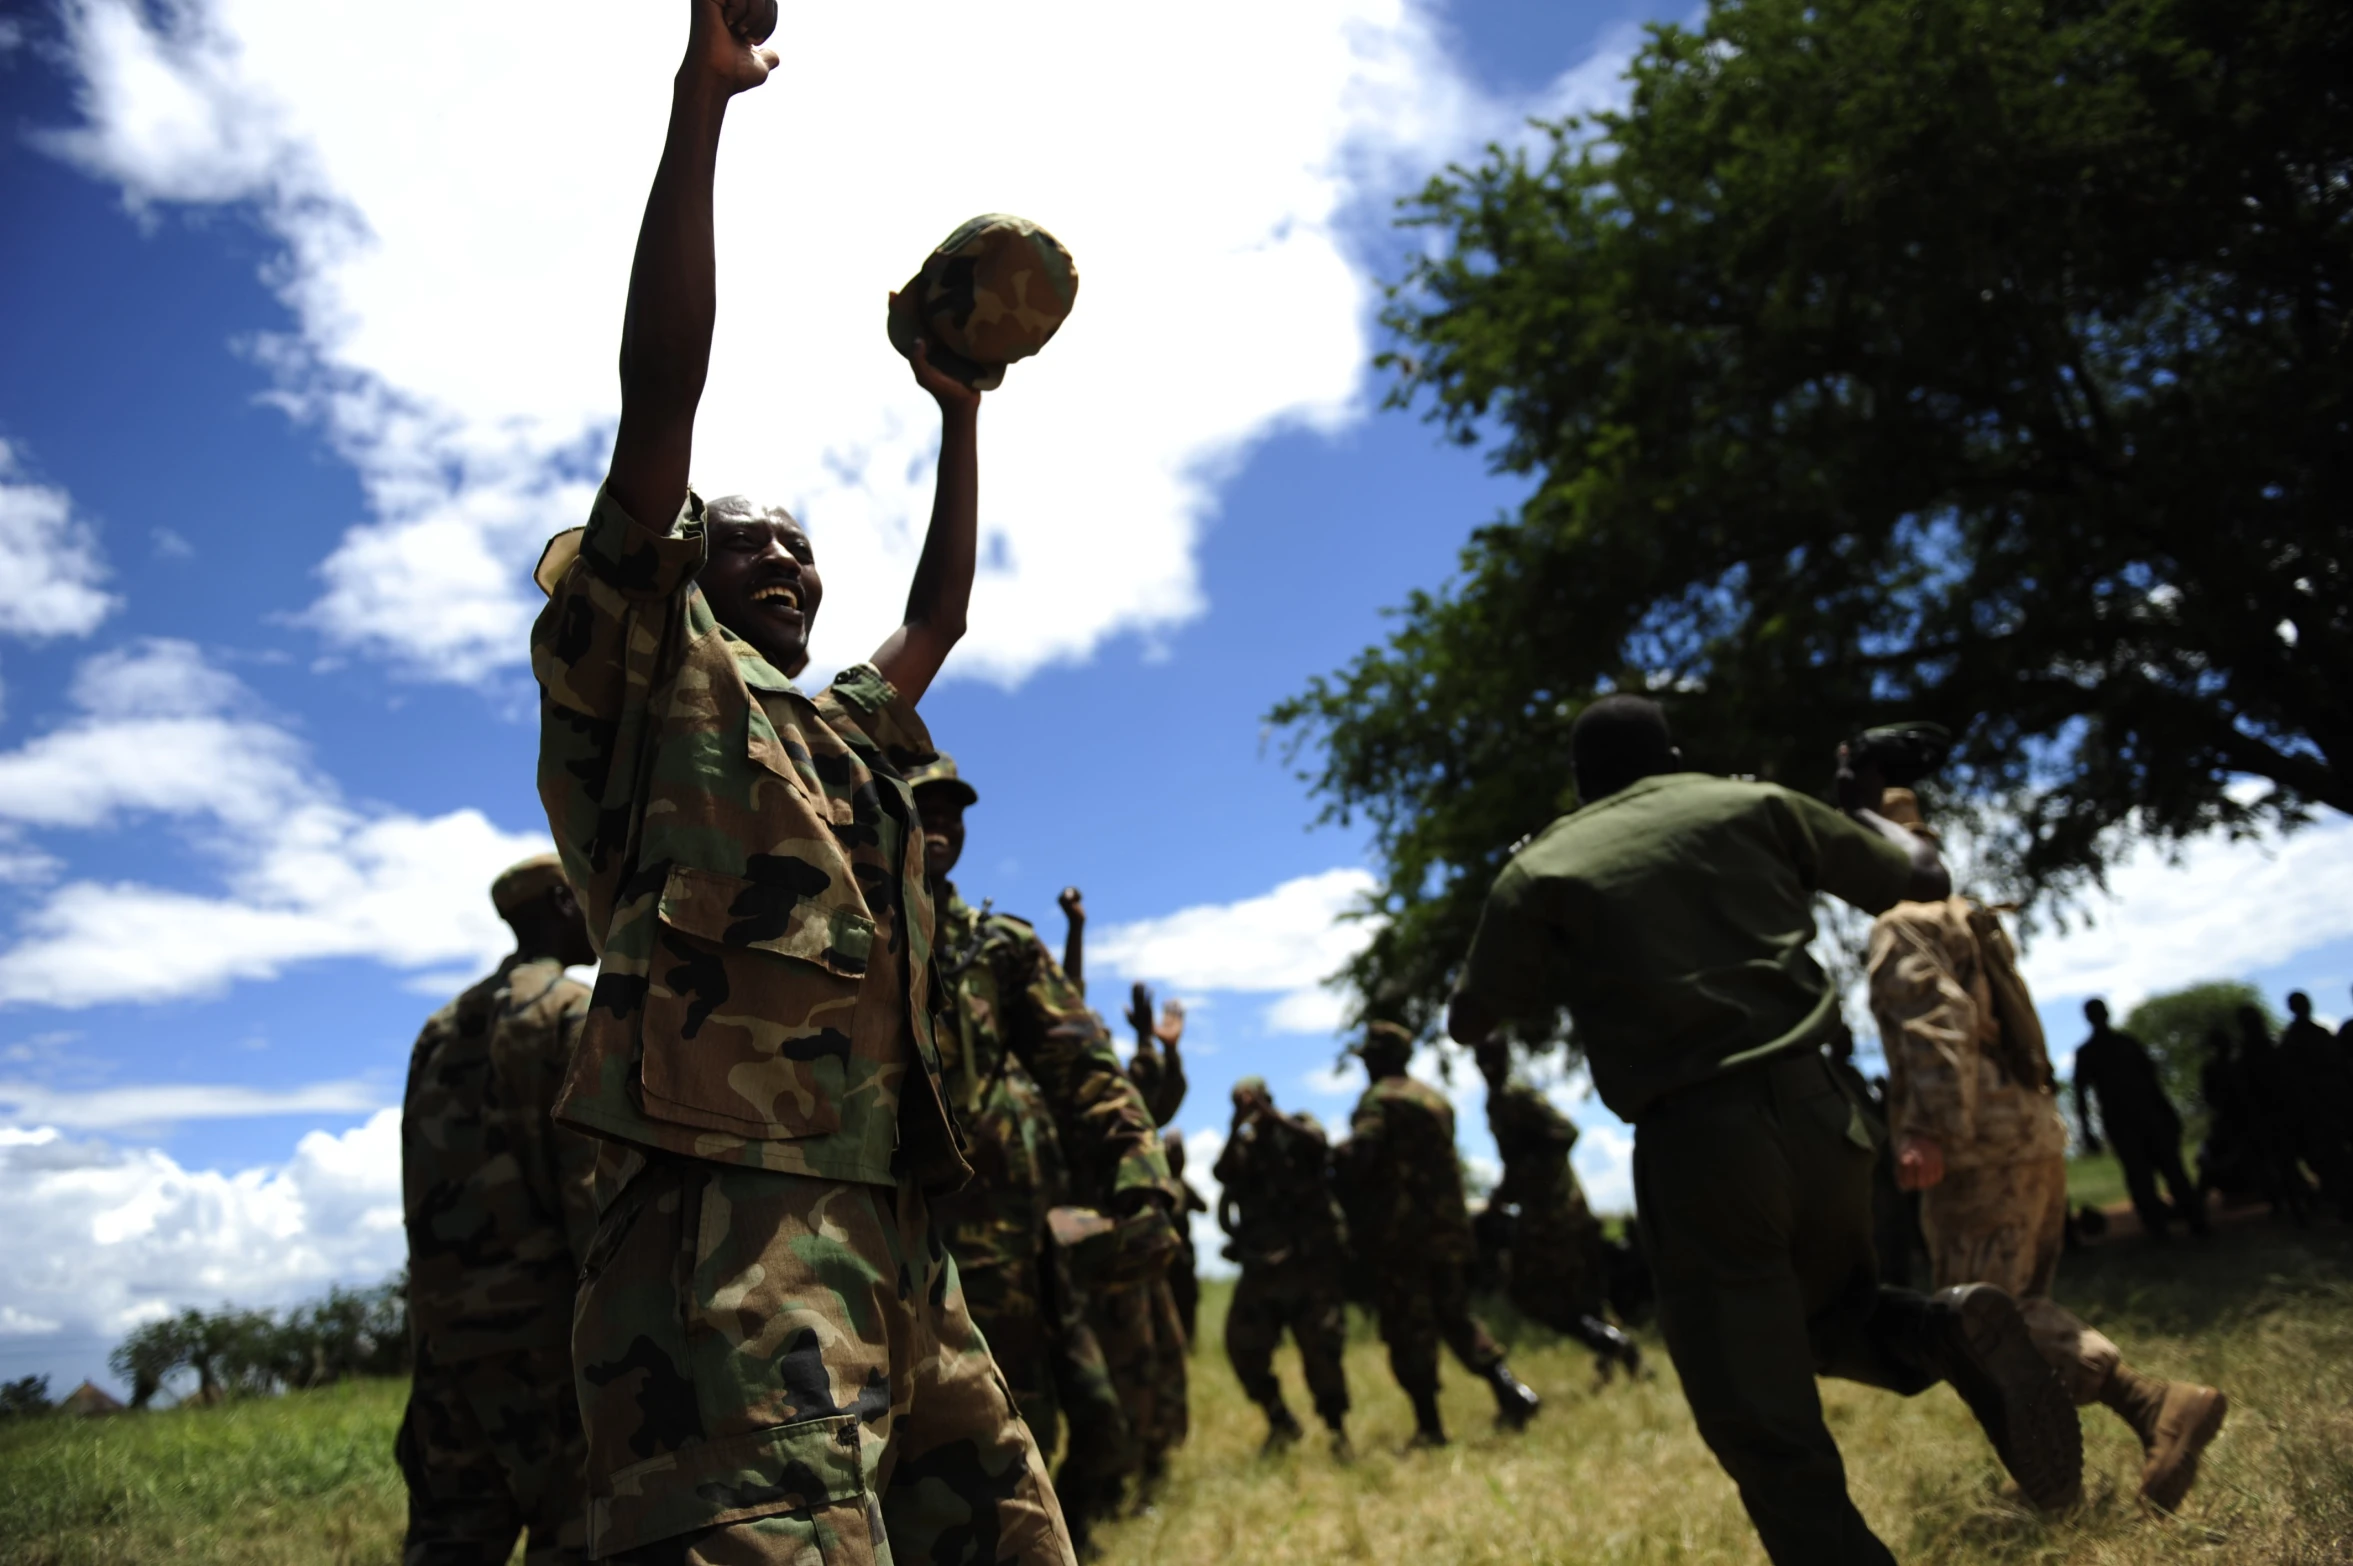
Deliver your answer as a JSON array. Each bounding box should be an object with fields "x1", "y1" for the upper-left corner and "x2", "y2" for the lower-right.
[
  {"x1": 0, "y1": 1375, "x2": 51, "y2": 1420},
  {"x1": 2122, "y1": 980, "x2": 2277, "y2": 1116},
  {"x1": 105, "y1": 1279, "x2": 409, "y2": 1409},
  {"x1": 1274, "y1": 0, "x2": 2351, "y2": 1039}
]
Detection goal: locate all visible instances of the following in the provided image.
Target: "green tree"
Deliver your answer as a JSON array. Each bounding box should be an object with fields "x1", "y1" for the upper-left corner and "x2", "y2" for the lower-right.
[
  {"x1": 108, "y1": 1317, "x2": 186, "y2": 1410},
  {"x1": 0, "y1": 1375, "x2": 51, "y2": 1420},
  {"x1": 1274, "y1": 0, "x2": 2352, "y2": 1038},
  {"x1": 2121, "y1": 981, "x2": 2278, "y2": 1119}
]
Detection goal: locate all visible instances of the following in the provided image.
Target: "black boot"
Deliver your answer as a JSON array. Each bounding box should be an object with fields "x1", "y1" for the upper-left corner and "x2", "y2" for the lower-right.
[
  {"x1": 1406, "y1": 1387, "x2": 1448, "y2": 1448},
  {"x1": 1258, "y1": 1397, "x2": 1304, "y2": 1455},
  {"x1": 1892, "y1": 1285, "x2": 2084, "y2": 1511},
  {"x1": 1571, "y1": 1315, "x2": 1644, "y2": 1383},
  {"x1": 1485, "y1": 1361, "x2": 1541, "y2": 1430},
  {"x1": 1321, "y1": 1407, "x2": 1354, "y2": 1461}
]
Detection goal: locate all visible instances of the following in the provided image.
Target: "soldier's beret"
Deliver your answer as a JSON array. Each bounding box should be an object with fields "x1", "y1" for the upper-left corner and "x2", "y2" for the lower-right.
[
  {"x1": 490, "y1": 854, "x2": 570, "y2": 918},
  {"x1": 887, "y1": 215, "x2": 1078, "y2": 392},
  {"x1": 905, "y1": 752, "x2": 979, "y2": 808}
]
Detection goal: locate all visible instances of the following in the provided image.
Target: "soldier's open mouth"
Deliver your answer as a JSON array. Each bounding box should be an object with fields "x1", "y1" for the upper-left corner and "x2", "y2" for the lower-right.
[{"x1": 750, "y1": 584, "x2": 800, "y2": 610}]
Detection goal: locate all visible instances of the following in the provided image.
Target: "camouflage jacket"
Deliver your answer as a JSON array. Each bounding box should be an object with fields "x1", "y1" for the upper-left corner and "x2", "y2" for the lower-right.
[
  {"x1": 930, "y1": 886, "x2": 1176, "y2": 1212},
  {"x1": 402, "y1": 955, "x2": 599, "y2": 1360},
  {"x1": 931, "y1": 1059, "x2": 1071, "y2": 1277},
  {"x1": 533, "y1": 486, "x2": 966, "y2": 1190},
  {"x1": 1485, "y1": 1079, "x2": 1594, "y2": 1239},
  {"x1": 1213, "y1": 1108, "x2": 1345, "y2": 1268},
  {"x1": 1867, "y1": 898, "x2": 2066, "y2": 1169},
  {"x1": 1344, "y1": 1075, "x2": 1474, "y2": 1265}
]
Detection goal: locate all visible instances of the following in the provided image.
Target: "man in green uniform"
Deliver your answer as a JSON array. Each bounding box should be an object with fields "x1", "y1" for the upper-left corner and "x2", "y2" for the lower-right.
[
  {"x1": 1448, "y1": 695, "x2": 2081, "y2": 1565},
  {"x1": 1471, "y1": 1042, "x2": 1643, "y2": 1380},
  {"x1": 530, "y1": 6, "x2": 1078, "y2": 1560},
  {"x1": 1342, "y1": 1022, "x2": 1541, "y2": 1447},
  {"x1": 1214, "y1": 1077, "x2": 1353, "y2": 1455},
  {"x1": 910, "y1": 754, "x2": 1178, "y2": 1546},
  {"x1": 399, "y1": 856, "x2": 600, "y2": 1565}
]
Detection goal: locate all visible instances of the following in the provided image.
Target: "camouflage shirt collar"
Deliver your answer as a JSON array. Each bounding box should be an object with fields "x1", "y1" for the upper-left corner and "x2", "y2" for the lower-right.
[{"x1": 713, "y1": 621, "x2": 801, "y2": 695}]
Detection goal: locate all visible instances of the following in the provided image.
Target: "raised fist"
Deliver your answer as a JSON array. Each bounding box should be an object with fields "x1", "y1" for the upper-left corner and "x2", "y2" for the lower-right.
[{"x1": 687, "y1": 0, "x2": 780, "y2": 94}]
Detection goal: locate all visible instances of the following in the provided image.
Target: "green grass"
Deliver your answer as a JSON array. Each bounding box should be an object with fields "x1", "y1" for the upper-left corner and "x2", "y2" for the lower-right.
[
  {"x1": 0, "y1": 1377, "x2": 410, "y2": 1565},
  {"x1": 4, "y1": 1194, "x2": 2348, "y2": 1565}
]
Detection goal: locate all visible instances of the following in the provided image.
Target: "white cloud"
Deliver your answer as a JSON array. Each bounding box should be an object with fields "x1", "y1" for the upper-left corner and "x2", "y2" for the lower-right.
[
  {"x1": 0, "y1": 1078, "x2": 383, "y2": 1132},
  {"x1": 2008, "y1": 812, "x2": 2353, "y2": 1013},
  {"x1": 0, "y1": 440, "x2": 116, "y2": 640},
  {"x1": 0, "y1": 640, "x2": 545, "y2": 1007},
  {"x1": 1094, "y1": 867, "x2": 1379, "y2": 1035},
  {"x1": 0, "y1": 1111, "x2": 404, "y2": 1347},
  {"x1": 42, "y1": 0, "x2": 1640, "y2": 688}
]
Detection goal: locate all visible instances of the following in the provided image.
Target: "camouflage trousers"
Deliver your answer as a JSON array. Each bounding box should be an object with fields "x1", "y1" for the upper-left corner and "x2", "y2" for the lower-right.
[
  {"x1": 1371, "y1": 1259, "x2": 1503, "y2": 1397},
  {"x1": 1225, "y1": 1259, "x2": 1349, "y2": 1423},
  {"x1": 1087, "y1": 1275, "x2": 1188, "y2": 1470},
  {"x1": 955, "y1": 1245, "x2": 1135, "y2": 1519},
  {"x1": 573, "y1": 1158, "x2": 1072, "y2": 1564},
  {"x1": 1922, "y1": 1153, "x2": 2120, "y2": 1405},
  {"x1": 396, "y1": 1340, "x2": 588, "y2": 1565}
]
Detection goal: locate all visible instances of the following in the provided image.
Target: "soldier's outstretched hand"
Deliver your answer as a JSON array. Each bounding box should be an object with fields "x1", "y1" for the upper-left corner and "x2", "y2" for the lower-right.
[
  {"x1": 1154, "y1": 999, "x2": 1186, "y2": 1050},
  {"x1": 1058, "y1": 887, "x2": 1086, "y2": 925},
  {"x1": 686, "y1": 0, "x2": 780, "y2": 95},
  {"x1": 899, "y1": 331, "x2": 984, "y2": 417}
]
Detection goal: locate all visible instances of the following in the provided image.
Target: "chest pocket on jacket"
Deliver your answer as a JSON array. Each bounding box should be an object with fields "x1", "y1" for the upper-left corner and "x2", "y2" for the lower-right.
[{"x1": 636, "y1": 863, "x2": 876, "y2": 1141}]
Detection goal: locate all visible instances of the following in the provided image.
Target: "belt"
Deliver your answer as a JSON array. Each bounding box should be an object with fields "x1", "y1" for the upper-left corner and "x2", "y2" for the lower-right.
[{"x1": 1640, "y1": 1047, "x2": 1837, "y2": 1122}]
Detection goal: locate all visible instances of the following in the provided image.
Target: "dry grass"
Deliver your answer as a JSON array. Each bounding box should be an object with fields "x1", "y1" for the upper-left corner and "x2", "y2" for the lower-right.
[
  {"x1": 1096, "y1": 1218, "x2": 2353, "y2": 1566},
  {"x1": 2, "y1": 1214, "x2": 2346, "y2": 1565}
]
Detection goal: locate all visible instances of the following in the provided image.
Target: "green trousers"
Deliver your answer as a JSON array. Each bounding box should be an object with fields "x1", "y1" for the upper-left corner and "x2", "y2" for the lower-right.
[{"x1": 1635, "y1": 1050, "x2": 1932, "y2": 1566}]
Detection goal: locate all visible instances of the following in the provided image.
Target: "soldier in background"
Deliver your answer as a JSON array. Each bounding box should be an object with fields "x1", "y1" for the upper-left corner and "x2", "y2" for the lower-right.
[
  {"x1": 2279, "y1": 991, "x2": 2353, "y2": 1220},
  {"x1": 1164, "y1": 1133, "x2": 1210, "y2": 1346},
  {"x1": 914, "y1": 756, "x2": 1179, "y2": 1547},
  {"x1": 398, "y1": 855, "x2": 598, "y2": 1565},
  {"x1": 1342, "y1": 1022, "x2": 1540, "y2": 1447},
  {"x1": 1215, "y1": 1077, "x2": 1354, "y2": 1456},
  {"x1": 2239, "y1": 1006, "x2": 2317, "y2": 1223},
  {"x1": 1124, "y1": 983, "x2": 1189, "y2": 1130},
  {"x1": 1471, "y1": 1041, "x2": 1643, "y2": 1380},
  {"x1": 1871, "y1": 792, "x2": 2226, "y2": 1512},
  {"x1": 2072, "y1": 999, "x2": 2206, "y2": 1238}
]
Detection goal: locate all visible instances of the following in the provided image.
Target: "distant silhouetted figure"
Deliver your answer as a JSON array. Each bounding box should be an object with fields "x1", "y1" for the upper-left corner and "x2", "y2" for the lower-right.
[
  {"x1": 2198, "y1": 1026, "x2": 2268, "y2": 1204},
  {"x1": 2238, "y1": 1006, "x2": 2316, "y2": 1224},
  {"x1": 2072, "y1": 999, "x2": 2205, "y2": 1238},
  {"x1": 2279, "y1": 992, "x2": 2353, "y2": 1221}
]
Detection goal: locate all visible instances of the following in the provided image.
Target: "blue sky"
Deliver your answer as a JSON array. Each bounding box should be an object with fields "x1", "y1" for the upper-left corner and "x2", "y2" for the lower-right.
[{"x1": 2, "y1": 0, "x2": 2348, "y2": 1398}]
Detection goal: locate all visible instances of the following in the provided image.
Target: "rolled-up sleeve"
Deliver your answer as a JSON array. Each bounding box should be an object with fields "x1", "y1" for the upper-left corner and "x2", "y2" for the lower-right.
[
  {"x1": 530, "y1": 486, "x2": 707, "y2": 950},
  {"x1": 816, "y1": 662, "x2": 939, "y2": 776}
]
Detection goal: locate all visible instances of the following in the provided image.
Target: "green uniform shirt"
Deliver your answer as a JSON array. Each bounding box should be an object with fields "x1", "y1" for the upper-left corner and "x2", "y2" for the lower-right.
[{"x1": 1454, "y1": 772, "x2": 1913, "y2": 1121}]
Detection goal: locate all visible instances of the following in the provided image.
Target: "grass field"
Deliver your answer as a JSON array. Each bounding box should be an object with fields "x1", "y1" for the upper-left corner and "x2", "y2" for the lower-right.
[{"x1": 4, "y1": 1206, "x2": 2349, "y2": 1566}]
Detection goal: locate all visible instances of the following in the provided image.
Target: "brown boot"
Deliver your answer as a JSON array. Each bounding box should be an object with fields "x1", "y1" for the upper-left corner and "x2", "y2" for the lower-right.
[{"x1": 2100, "y1": 1363, "x2": 2228, "y2": 1511}]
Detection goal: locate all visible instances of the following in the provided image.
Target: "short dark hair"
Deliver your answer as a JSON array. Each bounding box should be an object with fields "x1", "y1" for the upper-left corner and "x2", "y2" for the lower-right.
[{"x1": 1571, "y1": 694, "x2": 1677, "y2": 801}]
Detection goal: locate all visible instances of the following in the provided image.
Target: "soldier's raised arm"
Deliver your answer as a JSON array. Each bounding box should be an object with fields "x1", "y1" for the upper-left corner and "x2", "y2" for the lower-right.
[{"x1": 605, "y1": 0, "x2": 779, "y2": 529}]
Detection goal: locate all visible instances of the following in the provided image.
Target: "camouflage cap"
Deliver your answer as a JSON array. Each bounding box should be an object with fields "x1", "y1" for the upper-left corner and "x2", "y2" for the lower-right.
[
  {"x1": 904, "y1": 752, "x2": 979, "y2": 808},
  {"x1": 1352, "y1": 1020, "x2": 1416, "y2": 1058},
  {"x1": 490, "y1": 853, "x2": 570, "y2": 918},
  {"x1": 887, "y1": 214, "x2": 1078, "y2": 392},
  {"x1": 1231, "y1": 1075, "x2": 1269, "y2": 1103}
]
